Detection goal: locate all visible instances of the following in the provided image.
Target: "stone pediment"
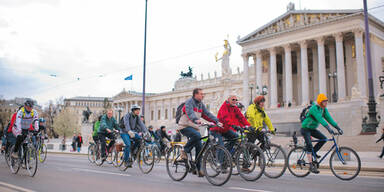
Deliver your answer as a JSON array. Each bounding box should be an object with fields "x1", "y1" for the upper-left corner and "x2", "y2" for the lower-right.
[
  {"x1": 238, "y1": 9, "x2": 361, "y2": 44},
  {"x1": 113, "y1": 90, "x2": 142, "y2": 100}
]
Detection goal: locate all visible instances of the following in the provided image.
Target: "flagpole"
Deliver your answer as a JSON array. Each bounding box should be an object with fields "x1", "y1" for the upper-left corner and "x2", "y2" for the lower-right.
[{"x1": 142, "y1": 0, "x2": 148, "y2": 116}]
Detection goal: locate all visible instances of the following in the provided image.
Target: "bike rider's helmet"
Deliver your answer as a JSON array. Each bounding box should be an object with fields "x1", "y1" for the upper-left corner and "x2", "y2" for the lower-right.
[
  {"x1": 130, "y1": 105, "x2": 141, "y2": 112},
  {"x1": 24, "y1": 99, "x2": 34, "y2": 108},
  {"x1": 39, "y1": 118, "x2": 45, "y2": 123}
]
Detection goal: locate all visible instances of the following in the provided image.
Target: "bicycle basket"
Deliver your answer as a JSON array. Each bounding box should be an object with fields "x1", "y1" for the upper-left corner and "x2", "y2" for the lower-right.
[{"x1": 115, "y1": 143, "x2": 124, "y2": 152}]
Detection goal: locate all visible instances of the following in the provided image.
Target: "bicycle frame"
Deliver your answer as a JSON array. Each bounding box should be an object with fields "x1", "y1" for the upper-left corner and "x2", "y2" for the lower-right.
[{"x1": 310, "y1": 135, "x2": 345, "y2": 164}]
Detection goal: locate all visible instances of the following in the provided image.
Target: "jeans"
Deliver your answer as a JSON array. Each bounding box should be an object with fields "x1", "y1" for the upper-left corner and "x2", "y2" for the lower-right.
[
  {"x1": 98, "y1": 132, "x2": 116, "y2": 158},
  {"x1": 5, "y1": 132, "x2": 16, "y2": 154},
  {"x1": 210, "y1": 130, "x2": 238, "y2": 165},
  {"x1": 77, "y1": 147, "x2": 81, "y2": 152},
  {"x1": 121, "y1": 133, "x2": 141, "y2": 162},
  {"x1": 301, "y1": 128, "x2": 327, "y2": 154},
  {"x1": 180, "y1": 127, "x2": 202, "y2": 170},
  {"x1": 210, "y1": 130, "x2": 238, "y2": 154}
]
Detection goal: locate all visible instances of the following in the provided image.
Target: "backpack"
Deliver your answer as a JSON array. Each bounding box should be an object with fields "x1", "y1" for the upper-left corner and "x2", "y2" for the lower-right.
[
  {"x1": 119, "y1": 116, "x2": 125, "y2": 130},
  {"x1": 175, "y1": 102, "x2": 185, "y2": 124},
  {"x1": 299, "y1": 105, "x2": 312, "y2": 122}
]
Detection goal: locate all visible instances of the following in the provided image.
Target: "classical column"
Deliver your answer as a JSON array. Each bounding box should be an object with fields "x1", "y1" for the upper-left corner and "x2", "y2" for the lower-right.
[
  {"x1": 284, "y1": 44, "x2": 293, "y2": 105},
  {"x1": 312, "y1": 47, "x2": 318, "y2": 98},
  {"x1": 317, "y1": 37, "x2": 327, "y2": 95},
  {"x1": 329, "y1": 43, "x2": 336, "y2": 101},
  {"x1": 242, "y1": 54, "x2": 250, "y2": 106},
  {"x1": 255, "y1": 51, "x2": 263, "y2": 93},
  {"x1": 335, "y1": 33, "x2": 346, "y2": 100},
  {"x1": 269, "y1": 48, "x2": 278, "y2": 108},
  {"x1": 300, "y1": 41, "x2": 310, "y2": 105},
  {"x1": 296, "y1": 49, "x2": 302, "y2": 105},
  {"x1": 354, "y1": 29, "x2": 367, "y2": 97}
]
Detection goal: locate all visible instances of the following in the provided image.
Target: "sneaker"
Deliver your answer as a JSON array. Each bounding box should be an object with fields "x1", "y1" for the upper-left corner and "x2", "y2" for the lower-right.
[
  {"x1": 310, "y1": 163, "x2": 320, "y2": 174},
  {"x1": 11, "y1": 152, "x2": 18, "y2": 159},
  {"x1": 198, "y1": 170, "x2": 205, "y2": 177},
  {"x1": 241, "y1": 167, "x2": 251, "y2": 173},
  {"x1": 378, "y1": 156, "x2": 383, "y2": 159},
  {"x1": 180, "y1": 150, "x2": 188, "y2": 160},
  {"x1": 127, "y1": 160, "x2": 133, "y2": 168}
]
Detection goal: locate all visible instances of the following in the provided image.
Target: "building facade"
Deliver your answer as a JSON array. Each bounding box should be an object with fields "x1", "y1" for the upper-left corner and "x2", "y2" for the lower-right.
[{"x1": 112, "y1": 8, "x2": 384, "y2": 137}]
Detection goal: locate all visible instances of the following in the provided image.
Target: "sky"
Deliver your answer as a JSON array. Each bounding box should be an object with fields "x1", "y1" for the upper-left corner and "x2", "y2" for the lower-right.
[{"x1": 0, "y1": 0, "x2": 383, "y2": 107}]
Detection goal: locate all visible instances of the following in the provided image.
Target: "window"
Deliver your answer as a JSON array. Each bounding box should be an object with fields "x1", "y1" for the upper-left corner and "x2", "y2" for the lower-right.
[
  {"x1": 172, "y1": 108, "x2": 175, "y2": 118},
  {"x1": 151, "y1": 110, "x2": 154, "y2": 121},
  {"x1": 165, "y1": 109, "x2": 168, "y2": 120},
  {"x1": 158, "y1": 110, "x2": 161, "y2": 120}
]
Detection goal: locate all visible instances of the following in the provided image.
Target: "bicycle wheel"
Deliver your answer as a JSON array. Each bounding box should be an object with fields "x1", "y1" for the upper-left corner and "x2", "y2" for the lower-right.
[
  {"x1": 88, "y1": 145, "x2": 95, "y2": 163},
  {"x1": 202, "y1": 144, "x2": 232, "y2": 186},
  {"x1": 94, "y1": 144, "x2": 104, "y2": 166},
  {"x1": 287, "y1": 146, "x2": 310, "y2": 177},
  {"x1": 137, "y1": 145, "x2": 155, "y2": 174},
  {"x1": 8, "y1": 145, "x2": 20, "y2": 174},
  {"x1": 263, "y1": 143, "x2": 287, "y2": 178},
  {"x1": 236, "y1": 143, "x2": 265, "y2": 181},
  {"x1": 153, "y1": 146, "x2": 161, "y2": 163},
  {"x1": 38, "y1": 144, "x2": 47, "y2": 163},
  {"x1": 329, "y1": 146, "x2": 361, "y2": 180},
  {"x1": 166, "y1": 145, "x2": 188, "y2": 181},
  {"x1": 112, "y1": 148, "x2": 124, "y2": 167},
  {"x1": 26, "y1": 144, "x2": 38, "y2": 177},
  {"x1": 4, "y1": 145, "x2": 10, "y2": 168},
  {"x1": 106, "y1": 148, "x2": 113, "y2": 164}
]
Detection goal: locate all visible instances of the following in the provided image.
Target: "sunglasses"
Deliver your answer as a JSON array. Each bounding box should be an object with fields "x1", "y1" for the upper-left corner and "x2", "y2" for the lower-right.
[{"x1": 232, "y1": 99, "x2": 238, "y2": 101}]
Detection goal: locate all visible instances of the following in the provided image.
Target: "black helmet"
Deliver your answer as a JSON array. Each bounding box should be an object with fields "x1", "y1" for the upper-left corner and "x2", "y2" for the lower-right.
[{"x1": 24, "y1": 99, "x2": 34, "y2": 108}]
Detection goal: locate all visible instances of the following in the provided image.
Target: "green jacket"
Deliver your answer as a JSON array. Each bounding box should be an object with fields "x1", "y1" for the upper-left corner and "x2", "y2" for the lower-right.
[
  {"x1": 98, "y1": 114, "x2": 118, "y2": 134},
  {"x1": 92, "y1": 121, "x2": 100, "y2": 137},
  {"x1": 301, "y1": 103, "x2": 338, "y2": 130}
]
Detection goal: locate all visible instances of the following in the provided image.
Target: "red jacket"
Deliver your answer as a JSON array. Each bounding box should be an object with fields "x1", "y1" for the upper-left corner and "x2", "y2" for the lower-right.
[
  {"x1": 211, "y1": 101, "x2": 250, "y2": 133},
  {"x1": 7, "y1": 112, "x2": 17, "y2": 133}
]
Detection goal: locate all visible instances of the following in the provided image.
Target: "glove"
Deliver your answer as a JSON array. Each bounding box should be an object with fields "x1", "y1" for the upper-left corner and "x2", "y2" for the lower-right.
[
  {"x1": 335, "y1": 126, "x2": 343, "y2": 135},
  {"x1": 271, "y1": 130, "x2": 276, "y2": 135},
  {"x1": 233, "y1": 125, "x2": 243, "y2": 131},
  {"x1": 248, "y1": 126, "x2": 255, "y2": 132},
  {"x1": 325, "y1": 125, "x2": 335, "y2": 135}
]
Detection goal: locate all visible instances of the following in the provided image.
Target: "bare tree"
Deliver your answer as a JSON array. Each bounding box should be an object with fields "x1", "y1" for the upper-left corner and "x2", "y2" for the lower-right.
[{"x1": 53, "y1": 109, "x2": 78, "y2": 138}]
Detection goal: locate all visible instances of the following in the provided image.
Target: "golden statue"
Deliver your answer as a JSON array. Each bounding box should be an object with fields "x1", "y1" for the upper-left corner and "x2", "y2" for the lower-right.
[{"x1": 215, "y1": 39, "x2": 231, "y2": 62}]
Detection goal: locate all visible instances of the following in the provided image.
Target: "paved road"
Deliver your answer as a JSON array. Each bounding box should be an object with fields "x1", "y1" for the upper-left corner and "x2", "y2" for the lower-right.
[{"x1": 0, "y1": 153, "x2": 383, "y2": 192}]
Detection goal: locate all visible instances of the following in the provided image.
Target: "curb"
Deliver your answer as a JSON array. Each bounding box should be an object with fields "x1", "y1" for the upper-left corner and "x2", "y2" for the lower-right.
[{"x1": 47, "y1": 151, "x2": 87, "y2": 156}]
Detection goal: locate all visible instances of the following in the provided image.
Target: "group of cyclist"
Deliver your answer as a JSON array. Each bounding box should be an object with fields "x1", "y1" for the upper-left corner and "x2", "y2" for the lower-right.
[
  {"x1": 175, "y1": 88, "x2": 343, "y2": 176},
  {"x1": 1, "y1": 99, "x2": 48, "y2": 161}
]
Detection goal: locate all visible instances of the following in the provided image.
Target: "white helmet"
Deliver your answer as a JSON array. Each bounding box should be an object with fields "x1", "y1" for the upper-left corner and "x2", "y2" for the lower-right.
[{"x1": 131, "y1": 105, "x2": 141, "y2": 112}]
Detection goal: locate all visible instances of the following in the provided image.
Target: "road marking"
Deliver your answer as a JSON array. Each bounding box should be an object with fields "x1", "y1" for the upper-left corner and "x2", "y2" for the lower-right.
[
  {"x1": 73, "y1": 168, "x2": 131, "y2": 177},
  {"x1": 0, "y1": 181, "x2": 36, "y2": 192},
  {"x1": 228, "y1": 187, "x2": 273, "y2": 192}
]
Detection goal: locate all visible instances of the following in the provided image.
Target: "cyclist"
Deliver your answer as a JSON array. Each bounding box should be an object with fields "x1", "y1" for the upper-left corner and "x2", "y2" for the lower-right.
[
  {"x1": 2, "y1": 106, "x2": 22, "y2": 154},
  {"x1": 121, "y1": 105, "x2": 148, "y2": 167},
  {"x1": 11, "y1": 99, "x2": 39, "y2": 158},
  {"x1": 301, "y1": 93, "x2": 343, "y2": 174},
  {"x1": 33, "y1": 118, "x2": 48, "y2": 148},
  {"x1": 148, "y1": 125, "x2": 160, "y2": 150},
  {"x1": 98, "y1": 108, "x2": 119, "y2": 161},
  {"x1": 158, "y1": 126, "x2": 171, "y2": 155},
  {"x1": 210, "y1": 95, "x2": 250, "y2": 154},
  {"x1": 246, "y1": 95, "x2": 275, "y2": 146},
  {"x1": 178, "y1": 88, "x2": 223, "y2": 177},
  {"x1": 92, "y1": 115, "x2": 102, "y2": 144}
]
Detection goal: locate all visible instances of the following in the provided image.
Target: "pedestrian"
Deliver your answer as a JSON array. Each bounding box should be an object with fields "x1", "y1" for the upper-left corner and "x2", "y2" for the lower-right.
[
  {"x1": 71, "y1": 134, "x2": 77, "y2": 152},
  {"x1": 159, "y1": 126, "x2": 171, "y2": 155},
  {"x1": 61, "y1": 136, "x2": 66, "y2": 151},
  {"x1": 376, "y1": 128, "x2": 384, "y2": 159},
  {"x1": 174, "y1": 129, "x2": 182, "y2": 142},
  {"x1": 76, "y1": 133, "x2": 83, "y2": 152}
]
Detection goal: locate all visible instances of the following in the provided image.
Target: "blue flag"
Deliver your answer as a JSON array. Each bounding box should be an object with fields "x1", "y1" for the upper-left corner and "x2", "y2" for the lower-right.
[{"x1": 124, "y1": 75, "x2": 133, "y2": 80}]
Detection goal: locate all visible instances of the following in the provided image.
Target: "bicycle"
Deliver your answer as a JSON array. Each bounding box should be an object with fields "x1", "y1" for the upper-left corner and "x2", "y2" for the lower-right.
[
  {"x1": 88, "y1": 141, "x2": 97, "y2": 163},
  {"x1": 224, "y1": 126, "x2": 266, "y2": 181},
  {"x1": 165, "y1": 123, "x2": 232, "y2": 186},
  {"x1": 8, "y1": 131, "x2": 38, "y2": 177},
  {"x1": 254, "y1": 129, "x2": 287, "y2": 179},
  {"x1": 287, "y1": 132, "x2": 361, "y2": 180},
  {"x1": 94, "y1": 131, "x2": 118, "y2": 166},
  {"x1": 35, "y1": 132, "x2": 47, "y2": 163},
  {"x1": 118, "y1": 132, "x2": 155, "y2": 174}
]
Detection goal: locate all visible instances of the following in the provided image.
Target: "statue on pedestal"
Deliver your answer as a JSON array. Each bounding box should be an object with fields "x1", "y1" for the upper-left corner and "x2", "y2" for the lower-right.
[
  {"x1": 215, "y1": 39, "x2": 232, "y2": 77},
  {"x1": 82, "y1": 106, "x2": 92, "y2": 123}
]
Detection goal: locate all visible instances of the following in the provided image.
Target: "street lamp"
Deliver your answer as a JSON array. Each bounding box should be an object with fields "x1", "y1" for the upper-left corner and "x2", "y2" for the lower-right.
[
  {"x1": 362, "y1": 0, "x2": 379, "y2": 134},
  {"x1": 256, "y1": 85, "x2": 269, "y2": 96},
  {"x1": 249, "y1": 83, "x2": 255, "y2": 105},
  {"x1": 328, "y1": 72, "x2": 338, "y2": 103},
  {"x1": 115, "y1": 106, "x2": 123, "y2": 123},
  {"x1": 142, "y1": 0, "x2": 148, "y2": 116}
]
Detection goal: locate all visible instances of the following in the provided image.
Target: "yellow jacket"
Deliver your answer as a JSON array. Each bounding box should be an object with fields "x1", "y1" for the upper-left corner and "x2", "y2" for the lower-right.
[{"x1": 246, "y1": 104, "x2": 275, "y2": 132}]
